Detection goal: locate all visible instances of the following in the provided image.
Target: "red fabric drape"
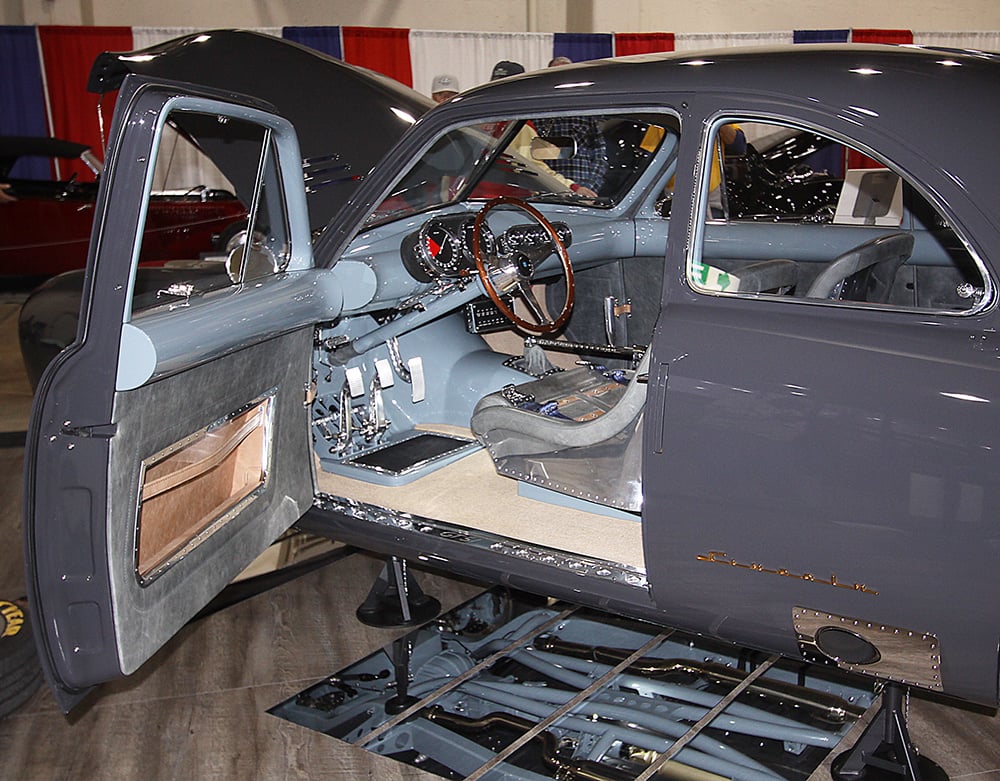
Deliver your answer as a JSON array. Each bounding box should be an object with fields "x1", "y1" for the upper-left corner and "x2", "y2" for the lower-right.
[
  {"x1": 342, "y1": 26, "x2": 413, "y2": 87},
  {"x1": 614, "y1": 33, "x2": 675, "y2": 56},
  {"x1": 851, "y1": 29, "x2": 914, "y2": 44},
  {"x1": 846, "y1": 149, "x2": 883, "y2": 169},
  {"x1": 38, "y1": 26, "x2": 133, "y2": 182}
]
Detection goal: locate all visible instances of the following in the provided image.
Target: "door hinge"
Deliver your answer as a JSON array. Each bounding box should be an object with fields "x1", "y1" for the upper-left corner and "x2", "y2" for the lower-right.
[{"x1": 61, "y1": 422, "x2": 118, "y2": 439}]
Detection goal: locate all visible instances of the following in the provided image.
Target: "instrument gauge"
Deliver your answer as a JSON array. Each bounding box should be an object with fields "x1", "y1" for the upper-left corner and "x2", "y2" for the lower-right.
[
  {"x1": 418, "y1": 221, "x2": 462, "y2": 275},
  {"x1": 464, "y1": 220, "x2": 496, "y2": 261}
]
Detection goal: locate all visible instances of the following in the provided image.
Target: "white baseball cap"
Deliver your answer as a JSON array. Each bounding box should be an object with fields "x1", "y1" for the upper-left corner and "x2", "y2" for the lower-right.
[{"x1": 431, "y1": 74, "x2": 460, "y2": 94}]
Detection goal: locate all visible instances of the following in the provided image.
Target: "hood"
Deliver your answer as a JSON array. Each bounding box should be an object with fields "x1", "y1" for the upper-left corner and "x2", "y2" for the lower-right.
[
  {"x1": 88, "y1": 29, "x2": 434, "y2": 229},
  {"x1": 0, "y1": 136, "x2": 98, "y2": 179}
]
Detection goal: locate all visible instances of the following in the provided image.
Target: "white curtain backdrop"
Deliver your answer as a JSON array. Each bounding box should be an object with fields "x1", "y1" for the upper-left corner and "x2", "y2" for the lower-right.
[
  {"x1": 410, "y1": 29, "x2": 555, "y2": 100},
  {"x1": 912, "y1": 31, "x2": 1000, "y2": 51},
  {"x1": 673, "y1": 31, "x2": 794, "y2": 51},
  {"x1": 132, "y1": 26, "x2": 198, "y2": 48}
]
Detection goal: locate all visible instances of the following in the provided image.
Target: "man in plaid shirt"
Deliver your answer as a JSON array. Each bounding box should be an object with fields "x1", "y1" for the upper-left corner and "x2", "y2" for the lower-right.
[{"x1": 534, "y1": 56, "x2": 609, "y2": 195}]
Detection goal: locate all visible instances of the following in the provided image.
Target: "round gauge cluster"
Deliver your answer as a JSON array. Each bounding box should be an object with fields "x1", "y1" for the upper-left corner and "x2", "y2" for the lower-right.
[
  {"x1": 420, "y1": 220, "x2": 462, "y2": 273},
  {"x1": 462, "y1": 220, "x2": 496, "y2": 260},
  {"x1": 401, "y1": 215, "x2": 495, "y2": 281}
]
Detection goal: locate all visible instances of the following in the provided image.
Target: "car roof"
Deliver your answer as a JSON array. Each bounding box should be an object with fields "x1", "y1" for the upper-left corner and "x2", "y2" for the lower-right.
[{"x1": 458, "y1": 44, "x2": 1000, "y2": 109}]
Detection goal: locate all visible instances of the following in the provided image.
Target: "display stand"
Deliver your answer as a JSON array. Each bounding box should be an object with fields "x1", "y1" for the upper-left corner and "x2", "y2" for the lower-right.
[
  {"x1": 831, "y1": 684, "x2": 948, "y2": 781},
  {"x1": 355, "y1": 556, "x2": 441, "y2": 627}
]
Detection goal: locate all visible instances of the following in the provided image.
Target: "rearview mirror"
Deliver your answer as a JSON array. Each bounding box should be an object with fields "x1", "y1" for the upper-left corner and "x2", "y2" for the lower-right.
[
  {"x1": 225, "y1": 236, "x2": 277, "y2": 284},
  {"x1": 530, "y1": 136, "x2": 577, "y2": 161}
]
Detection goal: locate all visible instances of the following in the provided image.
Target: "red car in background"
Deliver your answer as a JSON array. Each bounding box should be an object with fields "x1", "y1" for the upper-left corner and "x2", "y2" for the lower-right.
[{"x1": 0, "y1": 135, "x2": 247, "y2": 283}]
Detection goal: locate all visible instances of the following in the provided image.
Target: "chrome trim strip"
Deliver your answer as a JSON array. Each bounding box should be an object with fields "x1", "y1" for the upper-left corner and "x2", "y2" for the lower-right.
[{"x1": 314, "y1": 492, "x2": 649, "y2": 589}]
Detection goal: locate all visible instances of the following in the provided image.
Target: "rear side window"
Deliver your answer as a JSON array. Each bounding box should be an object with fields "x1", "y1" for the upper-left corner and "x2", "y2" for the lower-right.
[{"x1": 688, "y1": 119, "x2": 988, "y2": 313}]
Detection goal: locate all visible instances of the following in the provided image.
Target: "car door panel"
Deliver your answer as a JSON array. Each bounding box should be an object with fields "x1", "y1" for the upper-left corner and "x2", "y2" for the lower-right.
[
  {"x1": 109, "y1": 329, "x2": 313, "y2": 674},
  {"x1": 24, "y1": 75, "x2": 320, "y2": 710},
  {"x1": 115, "y1": 272, "x2": 343, "y2": 390},
  {"x1": 640, "y1": 101, "x2": 1000, "y2": 706},
  {"x1": 645, "y1": 297, "x2": 1000, "y2": 705}
]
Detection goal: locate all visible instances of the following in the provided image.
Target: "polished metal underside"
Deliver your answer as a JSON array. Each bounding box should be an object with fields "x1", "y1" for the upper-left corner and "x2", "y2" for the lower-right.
[{"x1": 271, "y1": 588, "x2": 876, "y2": 781}]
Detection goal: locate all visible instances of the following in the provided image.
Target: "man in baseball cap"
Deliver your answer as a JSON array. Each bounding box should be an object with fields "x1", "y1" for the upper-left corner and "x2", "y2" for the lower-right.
[
  {"x1": 490, "y1": 60, "x2": 525, "y2": 80},
  {"x1": 431, "y1": 74, "x2": 460, "y2": 104}
]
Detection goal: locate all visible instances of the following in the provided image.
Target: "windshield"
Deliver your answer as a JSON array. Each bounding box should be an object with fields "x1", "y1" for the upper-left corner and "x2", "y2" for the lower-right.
[
  {"x1": 366, "y1": 113, "x2": 673, "y2": 228},
  {"x1": 366, "y1": 120, "x2": 571, "y2": 227}
]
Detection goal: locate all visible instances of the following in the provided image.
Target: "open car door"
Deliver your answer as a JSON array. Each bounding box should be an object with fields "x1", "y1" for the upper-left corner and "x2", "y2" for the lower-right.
[{"x1": 23, "y1": 75, "x2": 327, "y2": 711}]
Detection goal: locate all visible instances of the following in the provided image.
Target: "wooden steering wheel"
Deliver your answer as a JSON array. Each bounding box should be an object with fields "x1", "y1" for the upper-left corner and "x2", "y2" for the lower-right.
[{"x1": 471, "y1": 196, "x2": 574, "y2": 335}]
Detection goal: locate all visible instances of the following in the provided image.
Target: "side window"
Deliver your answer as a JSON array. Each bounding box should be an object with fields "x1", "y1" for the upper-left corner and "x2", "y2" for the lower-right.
[
  {"x1": 689, "y1": 119, "x2": 988, "y2": 313},
  {"x1": 130, "y1": 109, "x2": 291, "y2": 316}
]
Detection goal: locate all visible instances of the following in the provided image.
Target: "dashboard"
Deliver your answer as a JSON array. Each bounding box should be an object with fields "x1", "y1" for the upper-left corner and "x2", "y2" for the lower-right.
[{"x1": 400, "y1": 212, "x2": 572, "y2": 283}]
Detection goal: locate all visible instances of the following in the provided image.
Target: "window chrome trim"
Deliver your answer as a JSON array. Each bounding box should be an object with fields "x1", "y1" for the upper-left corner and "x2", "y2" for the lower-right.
[{"x1": 686, "y1": 113, "x2": 995, "y2": 317}]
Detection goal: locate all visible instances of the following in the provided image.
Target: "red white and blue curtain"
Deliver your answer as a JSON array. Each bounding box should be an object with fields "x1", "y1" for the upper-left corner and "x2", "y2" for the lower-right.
[{"x1": 3, "y1": 24, "x2": 997, "y2": 181}]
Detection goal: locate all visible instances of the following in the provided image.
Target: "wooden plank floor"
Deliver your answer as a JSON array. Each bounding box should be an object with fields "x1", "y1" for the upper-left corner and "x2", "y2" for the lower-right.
[{"x1": 1, "y1": 298, "x2": 998, "y2": 780}]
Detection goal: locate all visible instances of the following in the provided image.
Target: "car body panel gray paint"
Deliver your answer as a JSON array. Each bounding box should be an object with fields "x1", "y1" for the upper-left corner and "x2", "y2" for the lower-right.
[
  {"x1": 26, "y1": 38, "x2": 1000, "y2": 710},
  {"x1": 642, "y1": 82, "x2": 999, "y2": 703},
  {"x1": 646, "y1": 292, "x2": 1000, "y2": 704},
  {"x1": 341, "y1": 46, "x2": 1000, "y2": 703},
  {"x1": 24, "y1": 74, "x2": 319, "y2": 707}
]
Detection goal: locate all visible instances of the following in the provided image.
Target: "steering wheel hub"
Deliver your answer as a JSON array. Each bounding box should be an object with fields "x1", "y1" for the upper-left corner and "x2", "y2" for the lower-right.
[{"x1": 514, "y1": 255, "x2": 535, "y2": 278}]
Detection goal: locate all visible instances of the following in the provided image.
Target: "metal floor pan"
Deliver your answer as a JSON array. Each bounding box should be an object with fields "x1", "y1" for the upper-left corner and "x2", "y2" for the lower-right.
[{"x1": 270, "y1": 588, "x2": 876, "y2": 781}]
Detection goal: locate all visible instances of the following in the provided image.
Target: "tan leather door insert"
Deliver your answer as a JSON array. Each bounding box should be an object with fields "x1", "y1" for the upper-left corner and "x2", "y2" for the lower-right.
[{"x1": 136, "y1": 397, "x2": 272, "y2": 580}]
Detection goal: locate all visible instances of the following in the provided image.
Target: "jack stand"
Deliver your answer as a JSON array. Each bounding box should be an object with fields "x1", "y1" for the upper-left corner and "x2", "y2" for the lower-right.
[
  {"x1": 384, "y1": 635, "x2": 418, "y2": 714},
  {"x1": 356, "y1": 557, "x2": 441, "y2": 628},
  {"x1": 831, "y1": 684, "x2": 948, "y2": 781}
]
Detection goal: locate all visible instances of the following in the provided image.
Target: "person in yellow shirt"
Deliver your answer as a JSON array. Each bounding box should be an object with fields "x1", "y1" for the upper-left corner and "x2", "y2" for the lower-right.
[{"x1": 666, "y1": 123, "x2": 745, "y2": 216}]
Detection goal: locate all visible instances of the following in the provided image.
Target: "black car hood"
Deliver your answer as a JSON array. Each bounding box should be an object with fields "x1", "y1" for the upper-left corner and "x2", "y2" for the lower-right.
[
  {"x1": 88, "y1": 29, "x2": 433, "y2": 230},
  {"x1": 0, "y1": 136, "x2": 92, "y2": 178}
]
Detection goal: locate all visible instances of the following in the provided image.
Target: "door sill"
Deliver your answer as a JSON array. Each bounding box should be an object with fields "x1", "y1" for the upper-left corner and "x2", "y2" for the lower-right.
[{"x1": 314, "y1": 492, "x2": 648, "y2": 590}]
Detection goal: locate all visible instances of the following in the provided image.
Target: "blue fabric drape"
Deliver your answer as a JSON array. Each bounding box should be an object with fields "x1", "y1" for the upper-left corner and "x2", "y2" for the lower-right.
[
  {"x1": 553, "y1": 33, "x2": 613, "y2": 64},
  {"x1": 0, "y1": 26, "x2": 51, "y2": 179},
  {"x1": 793, "y1": 29, "x2": 850, "y2": 44},
  {"x1": 282, "y1": 26, "x2": 343, "y2": 60}
]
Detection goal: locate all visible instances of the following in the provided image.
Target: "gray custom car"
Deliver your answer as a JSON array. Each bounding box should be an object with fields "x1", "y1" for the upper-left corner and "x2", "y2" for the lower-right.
[{"x1": 22, "y1": 30, "x2": 1000, "y2": 777}]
